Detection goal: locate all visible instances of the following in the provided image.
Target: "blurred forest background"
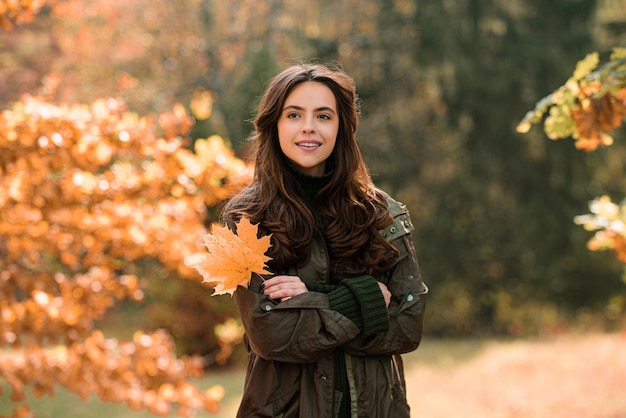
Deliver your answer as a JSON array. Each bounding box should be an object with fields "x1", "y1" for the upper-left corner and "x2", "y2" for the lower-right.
[
  {"x1": 3, "y1": 0, "x2": 626, "y2": 345},
  {"x1": 6, "y1": 0, "x2": 626, "y2": 416},
  {"x1": 3, "y1": 0, "x2": 626, "y2": 414}
]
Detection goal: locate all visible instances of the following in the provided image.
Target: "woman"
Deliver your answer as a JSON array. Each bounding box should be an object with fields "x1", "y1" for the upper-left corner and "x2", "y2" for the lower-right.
[{"x1": 222, "y1": 62, "x2": 428, "y2": 418}]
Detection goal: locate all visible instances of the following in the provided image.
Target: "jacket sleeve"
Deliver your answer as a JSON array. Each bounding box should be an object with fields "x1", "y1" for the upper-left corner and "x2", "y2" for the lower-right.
[
  {"x1": 341, "y1": 208, "x2": 428, "y2": 357},
  {"x1": 233, "y1": 274, "x2": 361, "y2": 363},
  {"x1": 308, "y1": 276, "x2": 390, "y2": 336}
]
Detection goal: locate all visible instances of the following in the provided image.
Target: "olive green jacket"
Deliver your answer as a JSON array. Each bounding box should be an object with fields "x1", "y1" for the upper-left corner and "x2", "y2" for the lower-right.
[{"x1": 233, "y1": 193, "x2": 428, "y2": 418}]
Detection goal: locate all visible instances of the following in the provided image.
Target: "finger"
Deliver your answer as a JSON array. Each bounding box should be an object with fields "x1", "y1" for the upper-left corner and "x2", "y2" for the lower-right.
[
  {"x1": 264, "y1": 275, "x2": 292, "y2": 287},
  {"x1": 264, "y1": 286, "x2": 289, "y2": 299},
  {"x1": 262, "y1": 282, "x2": 280, "y2": 294},
  {"x1": 279, "y1": 288, "x2": 295, "y2": 302}
]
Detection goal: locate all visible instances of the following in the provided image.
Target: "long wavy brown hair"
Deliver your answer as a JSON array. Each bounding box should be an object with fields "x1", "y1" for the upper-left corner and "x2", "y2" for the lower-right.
[{"x1": 222, "y1": 63, "x2": 399, "y2": 280}]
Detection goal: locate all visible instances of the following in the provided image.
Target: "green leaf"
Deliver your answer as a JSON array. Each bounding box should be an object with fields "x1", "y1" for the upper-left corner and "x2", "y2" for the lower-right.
[
  {"x1": 571, "y1": 52, "x2": 599, "y2": 82},
  {"x1": 610, "y1": 47, "x2": 626, "y2": 60},
  {"x1": 544, "y1": 104, "x2": 576, "y2": 140}
]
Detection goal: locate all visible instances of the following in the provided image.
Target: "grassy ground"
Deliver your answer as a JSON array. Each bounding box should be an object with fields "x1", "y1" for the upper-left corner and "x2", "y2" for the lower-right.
[
  {"x1": 2, "y1": 332, "x2": 625, "y2": 417},
  {"x1": 403, "y1": 332, "x2": 626, "y2": 418},
  {"x1": 0, "y1": 368, "x2": 245, "y2": 418}
]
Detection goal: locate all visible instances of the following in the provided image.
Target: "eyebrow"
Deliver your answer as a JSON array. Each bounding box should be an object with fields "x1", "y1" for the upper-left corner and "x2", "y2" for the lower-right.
[{"x1": 283, "y1": 104, "x2": 337, "y2": 114}]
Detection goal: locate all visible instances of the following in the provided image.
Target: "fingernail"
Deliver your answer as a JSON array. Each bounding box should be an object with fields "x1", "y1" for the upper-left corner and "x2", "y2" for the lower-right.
[{"x1": 260, "y1": 282, "x2": 265, "y2": 291}]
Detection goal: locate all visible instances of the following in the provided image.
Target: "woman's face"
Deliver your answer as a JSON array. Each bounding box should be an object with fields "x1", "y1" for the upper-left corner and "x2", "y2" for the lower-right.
[{"x1": 277, "y1": 81, "x2": 339, "y2": 177}]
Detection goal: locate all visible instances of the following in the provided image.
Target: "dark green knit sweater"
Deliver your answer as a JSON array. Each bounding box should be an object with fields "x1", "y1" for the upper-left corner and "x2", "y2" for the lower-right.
[
  {"x1": 294, "y1": 170, "x2": 390, "y2": 417},
  {"x1": 294, "y1": 169, "x2": 390, "y2": 334}
]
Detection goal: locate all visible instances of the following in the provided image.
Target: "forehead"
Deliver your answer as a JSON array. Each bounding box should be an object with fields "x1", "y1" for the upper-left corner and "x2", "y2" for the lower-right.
[{"x1": 284, "y1": 81, "x2": 337, "y2": 108}]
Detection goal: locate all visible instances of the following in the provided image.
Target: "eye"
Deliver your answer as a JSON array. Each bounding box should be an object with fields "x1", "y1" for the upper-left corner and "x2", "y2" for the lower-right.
[
  {"x1": 318, "y1": 113, "x2": 332, "y2": 120},
  {"x1": 286, "y1": 112, "x2": 300, "y2": 118}
]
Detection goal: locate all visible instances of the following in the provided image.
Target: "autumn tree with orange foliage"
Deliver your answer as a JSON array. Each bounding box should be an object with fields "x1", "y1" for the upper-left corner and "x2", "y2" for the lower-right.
[
  {"x1": 0, "y1": 74, "x2": 252, "y2": 417},
  {"x1": 518, "y1": 47, "x2": 626, "y2": 269},
  {"x1": 0, "y1": 4, "x2": 256, "y2": 416}
]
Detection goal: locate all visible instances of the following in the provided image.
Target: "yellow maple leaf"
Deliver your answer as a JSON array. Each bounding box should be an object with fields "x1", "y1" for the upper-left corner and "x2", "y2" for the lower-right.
[{"x1": 192, "y1": 216, "x2": 272, "y2": 296}]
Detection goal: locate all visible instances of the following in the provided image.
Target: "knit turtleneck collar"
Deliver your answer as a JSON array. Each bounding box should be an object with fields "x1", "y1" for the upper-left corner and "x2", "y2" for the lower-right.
[{"x1": 292, "y1": 169, "x2": 333, "y2": 205}]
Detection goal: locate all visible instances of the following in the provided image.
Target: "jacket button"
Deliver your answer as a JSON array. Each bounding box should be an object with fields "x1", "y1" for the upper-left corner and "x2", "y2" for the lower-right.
[
  {"x1": 407, "y1": 294, "x2": 414, "y2": 302},
  {"x1": 407, "y1": 275, "x2": 414, "y2": 280},
  {"x1": 389, "y1": 226, "x2": 397, "y2": 233},
  {"x1": 264, "y1": 304, "x2": 272, "y2": 311},
  {"x1": 320, "y1": 375, "x2": 327, "y2": 381}
]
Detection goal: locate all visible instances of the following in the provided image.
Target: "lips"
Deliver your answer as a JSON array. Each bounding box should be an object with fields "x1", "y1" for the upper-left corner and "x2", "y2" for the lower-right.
[{"x1": 296, "y1": 140, "x2": 322, "y2": 149}]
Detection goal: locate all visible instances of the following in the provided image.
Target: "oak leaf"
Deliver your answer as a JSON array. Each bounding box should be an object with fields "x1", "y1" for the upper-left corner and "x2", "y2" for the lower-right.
[{"x1": 193, "y1": 216, "x2": 272, "y2": 296}]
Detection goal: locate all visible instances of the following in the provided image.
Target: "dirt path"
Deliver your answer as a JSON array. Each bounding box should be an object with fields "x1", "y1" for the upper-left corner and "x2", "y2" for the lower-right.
[{"x1": 403, "y1": 332, "x2": 626, "y2": 418}]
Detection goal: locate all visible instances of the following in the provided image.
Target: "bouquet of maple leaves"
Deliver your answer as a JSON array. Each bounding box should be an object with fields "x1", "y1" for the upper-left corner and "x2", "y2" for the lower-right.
[{"x1": 189, "y1": 217, "x2": 272, "y2": 295}]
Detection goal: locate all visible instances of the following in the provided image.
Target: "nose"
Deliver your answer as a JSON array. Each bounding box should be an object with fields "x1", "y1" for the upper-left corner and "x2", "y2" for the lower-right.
[{"x1": 301, "y1": 116, "x2": 315, "y2": 133}]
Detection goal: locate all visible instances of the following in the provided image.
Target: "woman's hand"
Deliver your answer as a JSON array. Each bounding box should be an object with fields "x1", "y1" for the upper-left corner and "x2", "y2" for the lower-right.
[
  {"x1": 263, "y1": 275, "x2": 308, "y2": 302},
  {"x1": 378, "y1": 282, "x2": 391, "y2": 307}
]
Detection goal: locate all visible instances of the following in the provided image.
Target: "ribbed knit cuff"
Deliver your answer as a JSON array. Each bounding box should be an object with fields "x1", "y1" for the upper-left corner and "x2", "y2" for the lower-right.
[
  {"x1": 327, "y1": 285, "x2": 363, "y2": 331},
  {"x1": 343, "y1": 276, "x2": 390, "y2": 337}
]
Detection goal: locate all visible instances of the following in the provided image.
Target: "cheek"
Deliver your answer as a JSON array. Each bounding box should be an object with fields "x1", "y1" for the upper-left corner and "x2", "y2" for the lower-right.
[
  {"x1": 327, "y1": 140, "x2": 337, "y2": 157},
  {"x1": 276, "y1": 124, "x2": 288, "y2": 149},
  {"x1": 277, "y1": 132, "x2": 296, "y2": 159},
  {"x1": 326, "y1": 125, "x2": 339, "y2": 146},
  {"x1": 277, "y1": 121, "x2": 294, "y2": 140}
]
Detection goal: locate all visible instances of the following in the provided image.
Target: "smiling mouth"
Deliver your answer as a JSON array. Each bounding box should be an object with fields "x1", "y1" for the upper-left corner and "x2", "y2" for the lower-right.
[{"x1": 297, "y1": 142, "x2": 321, "y2": 149}]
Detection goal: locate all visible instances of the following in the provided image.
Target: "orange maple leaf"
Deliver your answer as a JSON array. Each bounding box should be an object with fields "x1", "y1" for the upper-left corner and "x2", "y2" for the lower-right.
[{"x1": 192, "y1": 216, "x2": 272, "y2": 296}]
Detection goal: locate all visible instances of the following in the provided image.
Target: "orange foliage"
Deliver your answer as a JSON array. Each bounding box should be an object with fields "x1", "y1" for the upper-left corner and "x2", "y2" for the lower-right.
[
  {"x1": 518, "y1": 49, "x2": 626, "y2": 153},
  {"x1": 591, "y1": 230, "x2": 626, "y2": 264},
  {"x1": 190, "y1": 217, "x2": 272, "y2": 296},
  {"x1": 0, "y1": 0, "x2": 47, "y2": 29},
  {"x1": 0, "y1": 92, "x2": 253, "y2": 416},
  {"x1": 570, "y1": 87, "x2": 626, "y2": 151},
  {"x1": 519, "y1": 50, "x2": 626, "y2": 265},
  {"x1": 574, "y1": 195, "x2": 626, "y2": 266}
]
